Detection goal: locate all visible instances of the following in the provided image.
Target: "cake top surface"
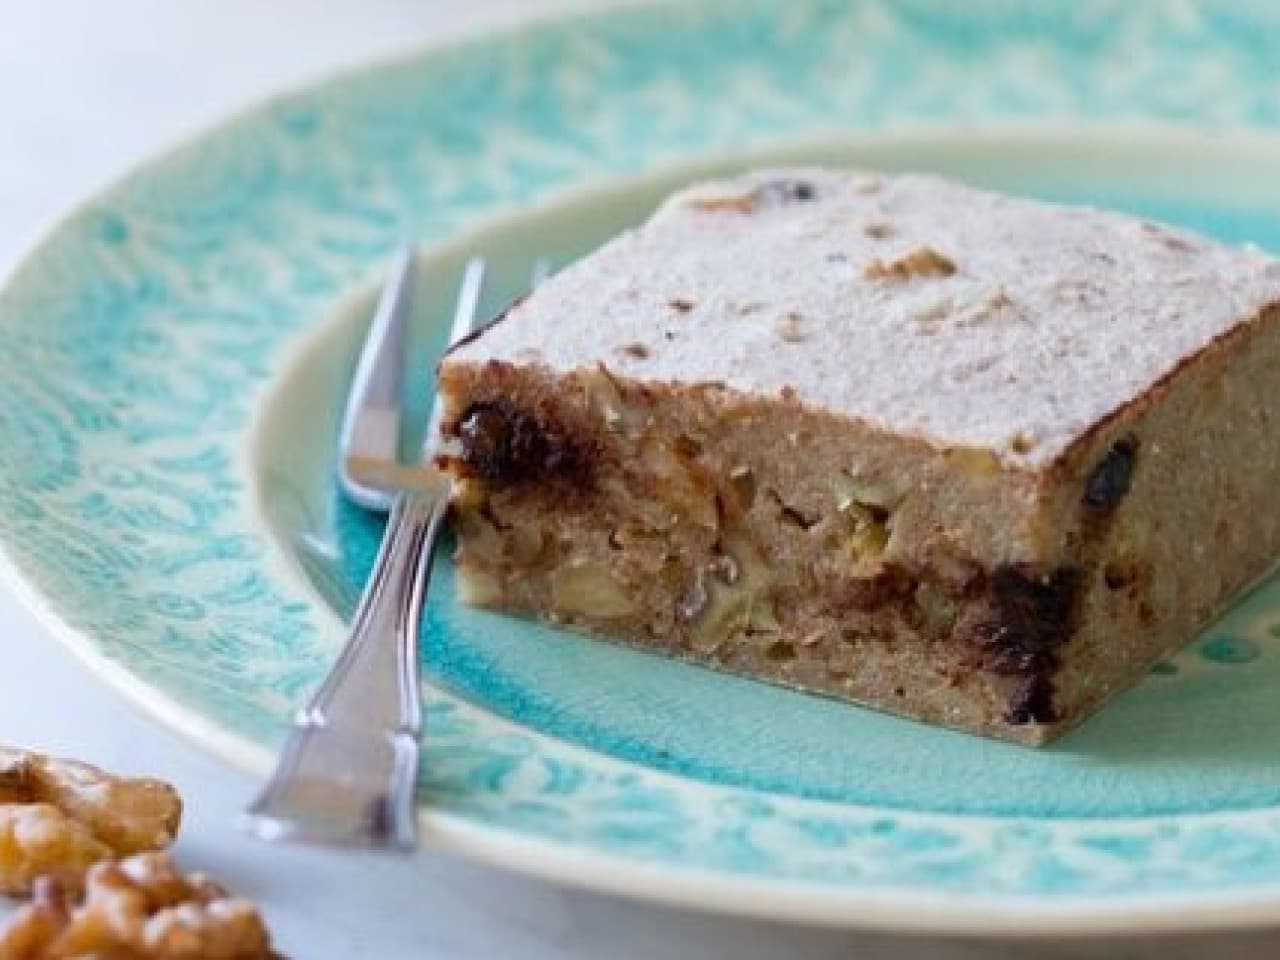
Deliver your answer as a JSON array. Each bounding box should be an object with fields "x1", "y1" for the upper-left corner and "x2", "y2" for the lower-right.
[{"x1": 447, "y1": 168, "x2": 1280, "y2": 468}]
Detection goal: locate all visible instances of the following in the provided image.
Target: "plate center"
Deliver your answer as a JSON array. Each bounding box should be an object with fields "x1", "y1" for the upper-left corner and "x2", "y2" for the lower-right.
[{"x1": 256, "y1": 129, "x2": 1280, "y2": 818}]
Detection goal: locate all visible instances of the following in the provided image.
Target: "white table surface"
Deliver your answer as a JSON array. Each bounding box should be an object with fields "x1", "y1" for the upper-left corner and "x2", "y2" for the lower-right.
[{"x1": 2, "y1": 3, "x2": 1279, "y2": 957}]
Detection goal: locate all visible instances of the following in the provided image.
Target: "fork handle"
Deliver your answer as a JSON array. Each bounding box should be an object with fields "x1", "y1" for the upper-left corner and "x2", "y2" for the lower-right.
[{"x1": 243, "y1": 487, "x2": 446, "y2": 848}]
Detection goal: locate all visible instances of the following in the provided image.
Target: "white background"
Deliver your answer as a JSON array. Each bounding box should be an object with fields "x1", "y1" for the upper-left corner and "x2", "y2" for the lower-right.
[{"x1": 1, "y1": 2, "x2": 1279, "y2": 956}]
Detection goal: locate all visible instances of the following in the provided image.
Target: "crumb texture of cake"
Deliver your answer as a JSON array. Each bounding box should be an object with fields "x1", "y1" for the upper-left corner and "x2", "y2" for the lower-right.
[{"x1": 436, "y1": 167, "x2": 1280, "y2": 744}]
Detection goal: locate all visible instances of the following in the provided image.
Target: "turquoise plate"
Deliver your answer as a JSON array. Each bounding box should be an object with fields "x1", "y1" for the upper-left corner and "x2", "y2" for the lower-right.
[{"x1": 5, "y1": 0, "x2": 1280, "y2": 935}]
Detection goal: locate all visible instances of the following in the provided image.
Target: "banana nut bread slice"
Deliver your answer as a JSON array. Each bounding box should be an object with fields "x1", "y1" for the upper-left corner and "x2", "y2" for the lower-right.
[{"x1": 434, "y1": 168, "x2": 1280, "y2": 745}]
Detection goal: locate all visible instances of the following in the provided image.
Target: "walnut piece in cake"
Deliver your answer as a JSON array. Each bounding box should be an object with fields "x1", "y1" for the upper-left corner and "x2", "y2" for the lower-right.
[
  {"x1": 0, "y1": 748, "x2": 181, "y2": 895},
  {"x1": 435, "y1": 167, "x2": 1280, "y2": 744}
]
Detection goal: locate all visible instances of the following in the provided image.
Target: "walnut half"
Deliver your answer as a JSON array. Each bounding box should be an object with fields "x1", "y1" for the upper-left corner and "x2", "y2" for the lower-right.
[
  {"x1": 0, "y1": 853, "x2": 280, "y2": 960},
  {"x1": 0, "y1": 748, "x2": 181, "y2": 896}
]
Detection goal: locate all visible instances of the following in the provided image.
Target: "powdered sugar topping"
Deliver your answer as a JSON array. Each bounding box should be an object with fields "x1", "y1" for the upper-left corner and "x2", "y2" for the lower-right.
[{"x1": 449, "y1": 168, "x2": 1280, "y2": 467}]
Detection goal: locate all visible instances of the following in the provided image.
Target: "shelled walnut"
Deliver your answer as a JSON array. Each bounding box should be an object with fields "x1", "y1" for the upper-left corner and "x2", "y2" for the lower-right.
[
  {"x1": 0, "y1": 853, "x2": 279, "y2": 960},
  {"x1": 0, "y1": 748, "x2": 181, "y2": 896}
]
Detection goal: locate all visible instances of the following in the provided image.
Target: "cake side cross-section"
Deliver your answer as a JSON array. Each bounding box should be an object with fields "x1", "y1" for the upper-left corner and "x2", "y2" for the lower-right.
[{"x1": 434, "y1": 168, "x2": 1280, "y2": 744}]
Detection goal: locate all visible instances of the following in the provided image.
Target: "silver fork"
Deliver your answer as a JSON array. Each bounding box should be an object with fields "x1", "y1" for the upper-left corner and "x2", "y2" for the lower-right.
[{"x1": 242, "y1": 249, "x2": 541, "y2": 849}]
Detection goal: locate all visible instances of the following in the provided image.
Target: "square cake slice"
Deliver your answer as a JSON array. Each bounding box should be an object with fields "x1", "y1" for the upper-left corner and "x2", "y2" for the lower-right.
[{"x1": 434, "y1": 168, "x2": 1280, "y2": 744}]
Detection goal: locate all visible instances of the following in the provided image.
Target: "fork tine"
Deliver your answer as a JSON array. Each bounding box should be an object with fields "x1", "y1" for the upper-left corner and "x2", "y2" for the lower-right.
[
  {"x1": 421, "y1": 258, "x2": 487, "y2": 460},
  {"x1": 451, "y1": 257, "x2": 487, "y2": 343},
  {"x1": 338, "y1": 246, "x2": 416, "y2": 511}
]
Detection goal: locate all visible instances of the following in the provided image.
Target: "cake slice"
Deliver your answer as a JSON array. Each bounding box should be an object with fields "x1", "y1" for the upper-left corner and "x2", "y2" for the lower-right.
[{"x1": 434, "y1": 168, "x2": 1280, "y2": 745}]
